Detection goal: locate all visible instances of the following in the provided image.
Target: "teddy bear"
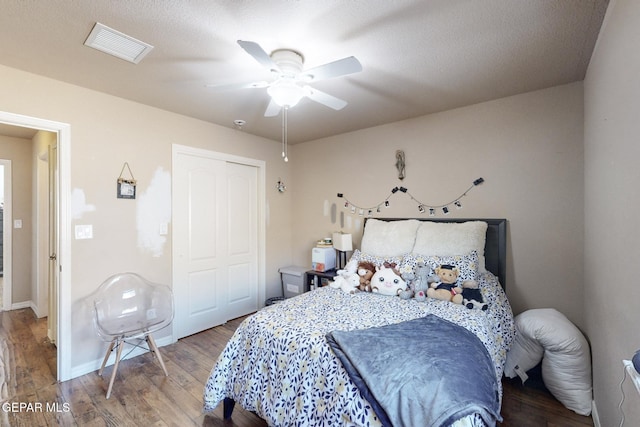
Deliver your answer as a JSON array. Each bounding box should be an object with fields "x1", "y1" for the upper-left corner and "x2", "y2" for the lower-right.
[
  {"x1": 401, "y1": 271, "x2": 416, "y2": 295},
  {"x1": 398, "y1": 287, "x2": 414, "y2": 300},
  {"x1": 461, "y1": 280, "x2": 488, "y2": 310},
  {"x1": 406, "y1": 261, "x2": 430, "y2": 302},
  {"x1": 413, "y1": 277, "x2": 429, "y2": 302},
  {"x1": 426, "y1": 264, "x2": 463, "y2": 304},
  {"x1": 370, "y1": 264, "x2": 406, "y2": 296},
  {"x1": 415, "y1": 262, "x2": 431, "y2": 289},
  {"x1": 357, "y1": 261, "x2": 376, "y2": 292}
]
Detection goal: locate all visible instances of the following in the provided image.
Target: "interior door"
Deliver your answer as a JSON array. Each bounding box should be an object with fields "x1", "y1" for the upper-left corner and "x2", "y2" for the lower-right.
[
  {"x1": 225, "y1": 162, "x2": 258, "y2": 320},
  {"x1": 173, "y1": 149, "x2": 259, "y2": 338},
  {"x1": 48, "y1": 140, "x2": 58, "y2": 344}
]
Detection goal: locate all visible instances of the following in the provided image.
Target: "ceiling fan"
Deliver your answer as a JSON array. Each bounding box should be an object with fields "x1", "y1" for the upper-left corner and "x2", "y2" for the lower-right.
[{"x1": 210, "y1": 40, "x2": 363, "y2": 117}]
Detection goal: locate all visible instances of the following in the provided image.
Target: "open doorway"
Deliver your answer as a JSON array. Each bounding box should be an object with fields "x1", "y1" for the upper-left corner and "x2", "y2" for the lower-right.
[
  {"x1": 0, "y1": 161, "x2": 11, "y2": 311},
  {"x1": 0, "y1": 129, "x2": 55, "y2": 344},
  {"x1": 0, "y1": 157, "x2": 15, "y2": 314},
  {"x1": 0, "y1": 163, "x2": 5, "y2": 307},
  {"x1": 0, "y1": 112, "x2": 71, "y2": 382}
]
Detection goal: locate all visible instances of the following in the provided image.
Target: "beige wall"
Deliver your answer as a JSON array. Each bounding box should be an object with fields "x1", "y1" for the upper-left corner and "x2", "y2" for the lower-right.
[
  {"x1": 584, "y1": 0, "x2": 640, "y2": 425},
  {"x1": 291, "y1": 82, "x2": 585, "y2": 327},
  {"x1": 0, "y1": 64, "x2": 293, "y2": 373},
  {"x1": 0, "y1": 134, "x2": 33, "y2": 303}
]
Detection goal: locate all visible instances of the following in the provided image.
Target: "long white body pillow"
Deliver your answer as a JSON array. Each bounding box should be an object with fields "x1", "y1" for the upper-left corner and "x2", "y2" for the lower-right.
[{"x1": 504, "y1": 308, "x2": 592, "y2": 416}]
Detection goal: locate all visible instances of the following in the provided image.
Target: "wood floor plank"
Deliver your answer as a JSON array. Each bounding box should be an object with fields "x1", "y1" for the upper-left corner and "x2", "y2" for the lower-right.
[
  {"x1": 76, "y1": 371, "x2": 139, "y2": 426},
  {"x1": 111, "y1": 372, "x2": 168, "y2": 427},
  {"x1": 34, "y1": 381, "x2": 77, "y2": 427},
  {"x1": 1, "y1": 308, "x2": 593, "y2": 426},
  {"x1": 58, "y1": 377, "x2": 103, "y2": 426}
]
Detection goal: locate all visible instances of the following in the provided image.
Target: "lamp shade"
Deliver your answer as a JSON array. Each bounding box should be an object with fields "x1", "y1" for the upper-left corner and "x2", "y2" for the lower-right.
[{"x1": 332, "y1": 232, "x2": 353, "y2": 251}]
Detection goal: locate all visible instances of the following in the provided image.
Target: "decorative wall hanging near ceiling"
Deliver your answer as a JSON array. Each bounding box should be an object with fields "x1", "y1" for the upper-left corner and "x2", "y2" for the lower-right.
[
  {"x1": 396, "y1": 150, "x2": 406, "y2": 180},
  {"x1": 337, "y1": 177, "x2": 484, "y2": 217}
]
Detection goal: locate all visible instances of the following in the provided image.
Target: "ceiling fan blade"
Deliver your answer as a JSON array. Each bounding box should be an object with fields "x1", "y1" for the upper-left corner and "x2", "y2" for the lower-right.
[
  {"x1": 264, "y1": 98, "x2": 282, "y2": 117},
  {"x1": 300, "y1": 56, "x2": 362, "y2": 82},
  {"x1": 238, "y1": 40, "x2": 280, "y2": 71},
  {"x1": 303, "y1": 86, "x2": 348, "y2": 110},
  {"x1": 205, "y1": 80, "x2": 269, "y2": 91}
]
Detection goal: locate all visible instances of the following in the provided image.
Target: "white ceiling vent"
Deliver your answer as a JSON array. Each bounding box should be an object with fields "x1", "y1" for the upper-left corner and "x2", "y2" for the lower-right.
[{"x1": 84, "y1": 22, "x2": 153, "y2": 64}]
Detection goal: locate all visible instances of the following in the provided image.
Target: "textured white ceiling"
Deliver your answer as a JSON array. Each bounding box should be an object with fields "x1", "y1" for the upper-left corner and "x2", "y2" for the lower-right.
[{"x1": 0, "y1": 0, "x2": 608, "y2": 144}]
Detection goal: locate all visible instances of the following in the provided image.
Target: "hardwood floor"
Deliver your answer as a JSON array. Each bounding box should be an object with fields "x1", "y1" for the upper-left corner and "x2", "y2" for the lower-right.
[{"x1": 1, "y1": 308, "x2": 592, "y2": 426}]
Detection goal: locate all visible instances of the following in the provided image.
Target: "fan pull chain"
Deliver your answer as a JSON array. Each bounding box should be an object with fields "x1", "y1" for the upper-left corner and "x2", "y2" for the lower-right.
[{"x1": 282, "y1": 106, "x2": 289, "y2": 162}]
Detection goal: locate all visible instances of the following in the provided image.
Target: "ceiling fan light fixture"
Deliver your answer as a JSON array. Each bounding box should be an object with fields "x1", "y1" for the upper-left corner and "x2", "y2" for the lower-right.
[{"x1": 267, "y1": 80, "x2": 304, "y2": 107}]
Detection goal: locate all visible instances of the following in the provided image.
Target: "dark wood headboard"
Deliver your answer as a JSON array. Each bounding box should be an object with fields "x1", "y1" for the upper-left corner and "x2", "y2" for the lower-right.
[{"x1": 364, "y1": 218, "x2": 507, "y2": 289}]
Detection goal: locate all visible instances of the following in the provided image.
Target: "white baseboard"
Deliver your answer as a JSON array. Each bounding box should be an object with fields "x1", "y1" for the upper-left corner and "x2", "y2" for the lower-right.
[
  {"x1": 70, "y1": 335, "x2": 174, "y2": 380},
  {"x1": 591, "y1": 399, "x2": 601, "y2": 427},
  {"x1": 10, "y1": 300, "x2": 33, "y2": 311}
]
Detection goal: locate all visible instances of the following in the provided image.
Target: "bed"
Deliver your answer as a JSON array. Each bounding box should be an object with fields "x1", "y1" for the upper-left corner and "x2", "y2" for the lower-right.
[{"x1": 203, "y1": 218, "x2": 514, "y2": 426}]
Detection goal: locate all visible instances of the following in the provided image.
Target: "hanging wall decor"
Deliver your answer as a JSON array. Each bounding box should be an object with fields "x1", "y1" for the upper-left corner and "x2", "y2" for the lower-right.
[
  {"x1": 395, "y1": 150, "x2": 406, "y2": 180},
  {"x1": 116, "y1": 162, "x2": 137, "y2": 199},
  {"x1": 276, "y1": 178, "x2": 287, "y2": 193},
  {"x1": 337, "y1": 177, "x2": 484, "y2": 217}
]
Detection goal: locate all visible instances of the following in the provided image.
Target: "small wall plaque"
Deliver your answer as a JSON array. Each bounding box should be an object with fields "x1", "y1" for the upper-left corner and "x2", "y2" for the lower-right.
[{"x1": 117, "y1": 162, "x2": 137, "y2": 199}]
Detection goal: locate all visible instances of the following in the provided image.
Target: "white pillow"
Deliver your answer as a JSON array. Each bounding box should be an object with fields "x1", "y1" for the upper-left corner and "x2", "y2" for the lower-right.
[
  {"x1": 412, "y1": 221, "x2": 488, "y2": 272},
  {"x1": 360, "y1": 219, "x2": 420, "y2": 257},
  {"x1": 504, "y1": 309, "x2": 592, "y2": 416},
  {"x1": 504, "y1": 321, "x2": 544, "y2": 378}
]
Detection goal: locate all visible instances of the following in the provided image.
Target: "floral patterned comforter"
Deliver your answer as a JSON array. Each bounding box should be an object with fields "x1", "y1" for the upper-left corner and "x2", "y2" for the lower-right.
[{"x1": 203, "y1": 272, "x2": 514, "y2": 426}]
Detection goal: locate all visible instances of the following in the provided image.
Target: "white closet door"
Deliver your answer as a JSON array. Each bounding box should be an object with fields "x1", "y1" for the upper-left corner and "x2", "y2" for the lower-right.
[
  {"x1": 225, "y1": 162, "x2": 258, "y2": 320},
  {"x1": 173, "y1": 148, "x2": 260, "y2": 339}
]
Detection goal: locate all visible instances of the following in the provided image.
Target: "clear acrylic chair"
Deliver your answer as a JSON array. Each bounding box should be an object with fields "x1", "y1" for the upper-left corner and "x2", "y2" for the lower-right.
[{"x1": 93, "y1": 272, "x2": 174, "y2": 399}]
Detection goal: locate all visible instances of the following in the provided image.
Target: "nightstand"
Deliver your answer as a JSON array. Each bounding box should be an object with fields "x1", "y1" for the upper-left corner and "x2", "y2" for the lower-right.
[{"x1": 306, "y1": 269, "x2": 338, "y2": 290}]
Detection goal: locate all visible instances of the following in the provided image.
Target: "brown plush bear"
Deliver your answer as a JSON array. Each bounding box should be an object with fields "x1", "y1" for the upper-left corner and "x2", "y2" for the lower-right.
[
  {"x1": 357, "y1": 261, "x2": 376, "y2": 292},
  {"x1": 426, "y1": 264, "x2": 463, "y2": 304}
]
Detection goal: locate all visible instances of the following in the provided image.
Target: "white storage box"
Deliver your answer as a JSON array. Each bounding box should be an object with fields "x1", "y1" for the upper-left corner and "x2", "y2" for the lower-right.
[
  {"x1": 279, "y1": 266, "x2": 308, "y2": 298},
  {"x1": 312, "y1": 247, "x2": 336, "y2": 272}
]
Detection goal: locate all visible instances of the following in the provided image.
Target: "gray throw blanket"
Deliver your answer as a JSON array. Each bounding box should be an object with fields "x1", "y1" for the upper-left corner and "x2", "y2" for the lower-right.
[{"x1": 326, "y1": 315, "x2": 501, "y2": 427}]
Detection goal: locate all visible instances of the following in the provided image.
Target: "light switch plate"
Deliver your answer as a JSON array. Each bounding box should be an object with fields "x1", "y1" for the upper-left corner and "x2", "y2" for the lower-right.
[
  {"x1": 75, "y1": 224, "x2": 93, "y2": 239},
  {"x1": 159, "y1": 223, "x2": 168, "y2": 235},
  {"x1": 13, "y1": 219, "x2": 22, "y2": 229}
]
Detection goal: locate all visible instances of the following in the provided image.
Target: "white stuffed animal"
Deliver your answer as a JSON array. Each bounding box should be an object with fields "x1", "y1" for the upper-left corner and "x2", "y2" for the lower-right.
[
  {"x1": 336, "y1": 258, "x2": 358, "y2": 278},
  {"x1": 329, "y1": 272, "x2": 360, "y2": 294},
  {"x1": 370, "y1": 265, "x2": 406, "y2": 296}
]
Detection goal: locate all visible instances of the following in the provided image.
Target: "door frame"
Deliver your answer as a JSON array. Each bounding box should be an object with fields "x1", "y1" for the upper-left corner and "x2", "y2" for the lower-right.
[
  {"x1": 0, "y1": 111, "x2": 71, "y2": 381},
  {"x1": 171, "y1": 143, "x2": 266, "y2": 341},
  {"x1": 1, "y1": 159, "x2": 12, "y2": 311}
]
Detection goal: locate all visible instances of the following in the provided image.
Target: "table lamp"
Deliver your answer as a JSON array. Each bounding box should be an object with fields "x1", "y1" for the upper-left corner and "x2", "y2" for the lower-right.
[{"x1": 332, "y1": 232, "x2": 353, "y2": 269}]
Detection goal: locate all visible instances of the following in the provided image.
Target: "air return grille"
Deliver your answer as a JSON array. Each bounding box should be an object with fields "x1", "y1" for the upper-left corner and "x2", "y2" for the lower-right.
[{"x1": 84, "y1": 22, "x2": 153, "y2": 64}]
